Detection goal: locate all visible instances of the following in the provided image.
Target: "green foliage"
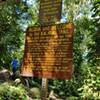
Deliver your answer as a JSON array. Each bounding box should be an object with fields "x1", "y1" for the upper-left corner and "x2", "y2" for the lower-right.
[
  {"x1": 77, "y1": 0, "x2": 100, "y2": 99},
  {"x1": 92, "y1": 0, "x2": 100, "y2": 59},
  {"x1": 0, "y1": 83, "x2": 27, "y2": 100},
  {"x1": 78, "y1": 74, "x2": 100, "y2": 99},
  {"x1": 63, "y1": 0, "x2": 90, "y2": 21},
  {"x1": 0, "y1": 0, "x2": 25, "y2": 69}
]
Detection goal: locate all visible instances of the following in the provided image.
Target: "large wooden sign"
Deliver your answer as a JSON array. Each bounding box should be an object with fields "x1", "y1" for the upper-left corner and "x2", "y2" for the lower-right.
[
  {"x1": 21, "y1": 23, "x2": 74, "y2": 80},
  {"x1": 39, "y1": 0, "x2": 62, "y2": 25}
]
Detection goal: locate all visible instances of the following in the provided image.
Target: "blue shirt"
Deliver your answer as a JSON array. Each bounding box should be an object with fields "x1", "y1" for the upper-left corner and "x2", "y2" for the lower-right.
[{"x1": 11, "y1": 59, "x2": 18, "y2": 69}]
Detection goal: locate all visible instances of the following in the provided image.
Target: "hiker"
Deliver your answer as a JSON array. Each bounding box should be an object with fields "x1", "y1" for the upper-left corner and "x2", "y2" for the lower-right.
[{"x1": 11, "y1": 57, "x2": 19, "y2": 79}]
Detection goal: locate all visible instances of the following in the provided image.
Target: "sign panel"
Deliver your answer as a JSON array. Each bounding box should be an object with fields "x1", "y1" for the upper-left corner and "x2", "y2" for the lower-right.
[
  {"x1": 39, "y1": 0, "x2": 62, "y2": 25},
  {"x1": 21, "y1": 23, "x2": 74, "y2": 80}
]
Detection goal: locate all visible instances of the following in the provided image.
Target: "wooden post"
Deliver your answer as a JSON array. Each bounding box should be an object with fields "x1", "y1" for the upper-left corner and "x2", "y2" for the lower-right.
[{"x1": 41, "y1": 78, "x2": 48, "y2": 100}]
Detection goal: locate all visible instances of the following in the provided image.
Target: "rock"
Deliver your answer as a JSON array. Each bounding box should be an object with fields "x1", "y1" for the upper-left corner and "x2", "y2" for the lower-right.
[
  {"x1": 26, "y1": 95, "x2": 33, "y2": 100},
  {"x1": 29, "y1": 87, "x2": 41, "y2": 98},
  {"x1": 0, "y1": 69, "x2": 11, "y2": 82},
  {"x1": 15, "y1": 71, "x2": 20, "y2": 77},
  {"x1": 14, "y1": 78, "x2": 21, "y2": 85},
  {"x1": 49, "y1": 90, "x2": 62, "y2": 100}
]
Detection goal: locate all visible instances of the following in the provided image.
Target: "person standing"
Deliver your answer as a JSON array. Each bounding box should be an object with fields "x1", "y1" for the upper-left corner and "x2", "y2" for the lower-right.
[{"x1": 11, "y1": 57, "x2": 19, "y2": 79}]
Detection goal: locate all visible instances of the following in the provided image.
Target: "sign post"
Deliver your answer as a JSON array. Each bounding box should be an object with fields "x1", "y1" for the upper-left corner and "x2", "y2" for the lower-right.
[
  {"x1": 39, "y1": 0, "x2": 62, "y2": 99},
  {"x1": 21, "y1": 1, "x2": 74, "y2": 99},
  {"x1": 21, "y1": 23, "x2": 74, "y2": 99},
  {"x1": 41, "y1": 78, "x2": 48, "y2": 100}
]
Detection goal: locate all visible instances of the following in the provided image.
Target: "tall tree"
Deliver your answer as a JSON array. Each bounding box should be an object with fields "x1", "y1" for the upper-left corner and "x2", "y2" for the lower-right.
[{"x1": 78, "y1": 0, "x2": 100, "y2": 99}]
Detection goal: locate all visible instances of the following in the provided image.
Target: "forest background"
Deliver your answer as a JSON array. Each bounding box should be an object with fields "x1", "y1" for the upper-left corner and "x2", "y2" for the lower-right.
[{"x1": 0, "y1": 0, "x2": 100, "y2": 99}]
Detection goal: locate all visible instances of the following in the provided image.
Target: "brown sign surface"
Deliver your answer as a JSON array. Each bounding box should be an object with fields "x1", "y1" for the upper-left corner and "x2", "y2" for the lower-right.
[
  {"x1": 39, "y1": 0, "x2": 62, "y2": 25},
  {"x1": 21, "y1": 23, "x2": 74, "y2": 80}
]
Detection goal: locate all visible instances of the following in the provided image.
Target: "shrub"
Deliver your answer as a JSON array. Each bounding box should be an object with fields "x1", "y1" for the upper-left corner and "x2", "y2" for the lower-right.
[{"x1": 0, "y1": 83, "x2": 27, "y2": 100}]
